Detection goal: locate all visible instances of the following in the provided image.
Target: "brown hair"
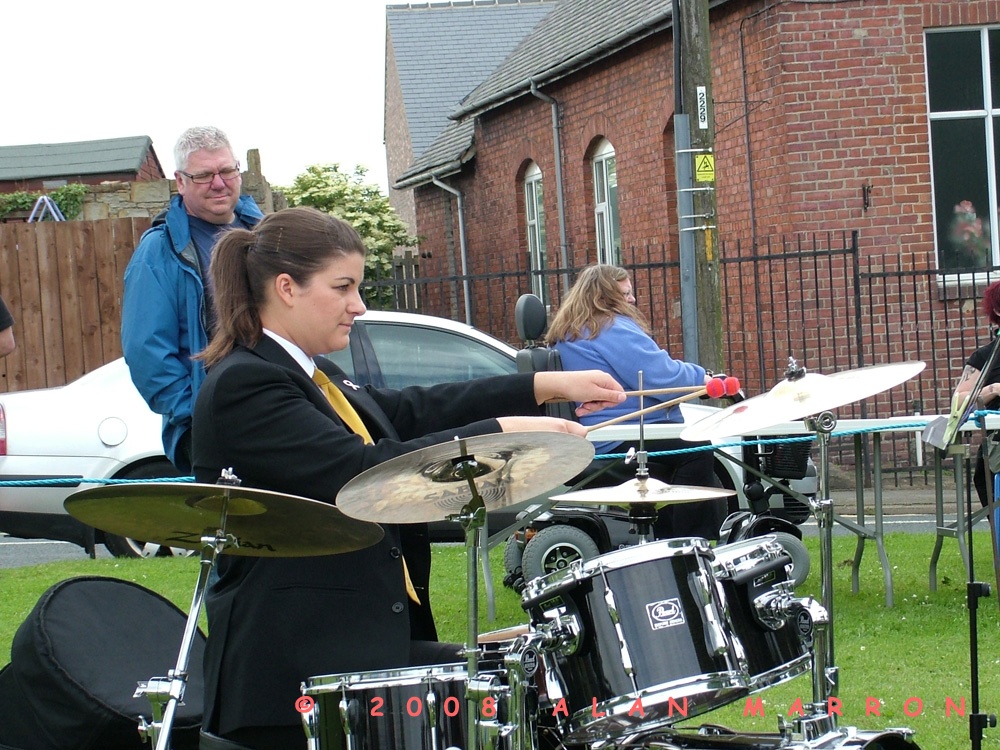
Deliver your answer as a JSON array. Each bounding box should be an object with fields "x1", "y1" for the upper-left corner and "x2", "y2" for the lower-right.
[
  {"x1": 200, "y1": 206, "x2": 365, "y2": 367},
  {"x1": 545, "y1": 263, "x2": 650, "y2": 344}
]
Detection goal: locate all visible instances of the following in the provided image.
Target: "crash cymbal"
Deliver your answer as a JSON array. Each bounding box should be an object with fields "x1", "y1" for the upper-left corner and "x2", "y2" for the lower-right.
[
  {"x1": 337, "y1": 432, "x2": 595, "y2": 523},
  {"x1": 680, "y1": 360, "x2": 926, "y2": 441},
  {"x1": 550, "y1": 476, "x2": 734, "y2": 507},
  {"x1": 64, "y1": 483, "x2": 384, "y2": 557}
]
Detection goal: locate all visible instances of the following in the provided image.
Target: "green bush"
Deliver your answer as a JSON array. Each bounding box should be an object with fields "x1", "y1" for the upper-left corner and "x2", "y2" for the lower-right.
[{"x1": 0, "y1": 183, "x2": 88, "y2": 220}]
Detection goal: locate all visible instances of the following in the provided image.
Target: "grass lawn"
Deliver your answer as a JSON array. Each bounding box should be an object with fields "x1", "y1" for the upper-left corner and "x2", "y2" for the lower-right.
[{"x1": 2, "y1": 531, "x2": 998, "y2": 748}]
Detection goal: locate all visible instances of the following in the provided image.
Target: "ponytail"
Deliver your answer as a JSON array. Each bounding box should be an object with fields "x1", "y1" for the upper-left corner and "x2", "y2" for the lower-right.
[{"x1": 198, "y1": 206, "x2": 366, "y2": 368}]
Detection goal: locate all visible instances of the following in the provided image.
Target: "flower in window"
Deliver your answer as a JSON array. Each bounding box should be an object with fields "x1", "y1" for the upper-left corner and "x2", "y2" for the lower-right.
[{"x1": 948, "y1": 200, "x2": 991, "y2": 266}]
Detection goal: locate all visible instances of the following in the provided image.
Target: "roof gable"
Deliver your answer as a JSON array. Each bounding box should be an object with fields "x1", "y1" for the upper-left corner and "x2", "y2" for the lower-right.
[
  {"x1": 387, "y1": 0, "x2": 556, "y2": 159},
  {"x1": 453, "y1": 0, "x2": 675, "y2": 119},
  {"x1": 0, "y1": 136, "x2": 158, "y2": 182}
]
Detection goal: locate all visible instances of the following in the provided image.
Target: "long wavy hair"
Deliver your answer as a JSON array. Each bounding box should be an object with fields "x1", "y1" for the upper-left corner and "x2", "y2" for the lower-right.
[{"x1": 546, "y1": 264, "x2": 650, "y2": 343}]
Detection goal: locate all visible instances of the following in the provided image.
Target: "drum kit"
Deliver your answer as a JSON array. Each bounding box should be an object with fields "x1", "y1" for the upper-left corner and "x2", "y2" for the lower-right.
[{"x1": 64, "y1": 360, "x2": 929, "y2": 750}]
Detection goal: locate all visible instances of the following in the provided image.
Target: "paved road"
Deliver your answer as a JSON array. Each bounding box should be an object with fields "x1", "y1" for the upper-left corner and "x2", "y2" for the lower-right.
[{"x1": 0, "y1": 536, "x2": 112, "y2": 568}]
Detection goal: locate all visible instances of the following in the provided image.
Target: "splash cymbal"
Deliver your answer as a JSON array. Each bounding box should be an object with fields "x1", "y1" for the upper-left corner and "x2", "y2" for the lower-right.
[
  {"x1": 680, "y1": 361, "x2": 926, "y2": 441},
  {"x1": 336, "y1": 432, "x2": 595, "y2": 523},
  {"x1": 550, "y1": 476, "x2": 734, "y2": 507},
  {"x1": 64, "y1": 482, "x2": 384, "y2": 557}
]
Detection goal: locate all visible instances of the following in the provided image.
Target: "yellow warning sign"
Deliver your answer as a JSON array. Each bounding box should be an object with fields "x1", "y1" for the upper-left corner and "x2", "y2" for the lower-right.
[{"x1": 695, "y1": 154, "x2": 715, "y2": 183}]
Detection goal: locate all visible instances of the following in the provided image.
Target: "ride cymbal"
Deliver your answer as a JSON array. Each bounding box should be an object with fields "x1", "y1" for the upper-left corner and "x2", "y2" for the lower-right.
[
  {"x1": 336, "y1": 432, "x2": 595, "y2": 523},
  {"x1": 680, "y1": 360, "x2": 926, "y2": 441},
  {"x1": 64, "y1": 482, "x2": 384, "y2": 557},
  {"x1": 550, "y1": 476, "x2": 734, "y2": 507}
]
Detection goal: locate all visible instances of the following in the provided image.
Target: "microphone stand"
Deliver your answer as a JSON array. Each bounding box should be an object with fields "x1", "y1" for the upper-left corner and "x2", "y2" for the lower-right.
[{"x1": 942, "y1": 332, "x2": 1000, "y2": 749}]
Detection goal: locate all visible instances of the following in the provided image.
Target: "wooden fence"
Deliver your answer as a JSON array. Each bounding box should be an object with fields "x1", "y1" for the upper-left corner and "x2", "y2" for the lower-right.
[{"x1": 0, "y1": 218, "x2": 151, "y2": 393}]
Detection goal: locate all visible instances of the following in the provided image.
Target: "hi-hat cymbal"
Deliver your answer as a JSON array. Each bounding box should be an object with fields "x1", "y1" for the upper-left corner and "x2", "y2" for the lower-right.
[
  {"x1": 680, "y1": 360, "x2": 926, "y2": 441},
  {"x1": 336, "y1": 432, "x2": 595, "y2": 524},
  {"x1": 64, "y1": 483, "x2": 384, "y2": 557},
  {"x1": 550, "y1": 476, "x2": 734, "y2": 507}
]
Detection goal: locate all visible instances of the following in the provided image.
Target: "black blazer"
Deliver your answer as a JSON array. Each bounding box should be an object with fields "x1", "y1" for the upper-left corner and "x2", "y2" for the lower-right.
[{"x1": 191, "y1": 336, "x2": 540, "y2": 733}]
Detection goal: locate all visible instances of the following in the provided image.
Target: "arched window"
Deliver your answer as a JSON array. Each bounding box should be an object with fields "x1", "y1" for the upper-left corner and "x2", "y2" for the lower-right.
[
  {"x1": 523, "y1": 162, "x2": 549, "y2": 304},
  {"x1": 592, "y1": 139, "x2": 621, "y2": 265}
]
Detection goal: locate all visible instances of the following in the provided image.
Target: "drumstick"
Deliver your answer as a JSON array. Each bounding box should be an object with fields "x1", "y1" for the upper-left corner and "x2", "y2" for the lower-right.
[
  {"x1": 621, "y1": 384, "x2": 706, "y2": 398},
  {"x1": 586, "y1": 376, "x2": 740, "y2": 433}
]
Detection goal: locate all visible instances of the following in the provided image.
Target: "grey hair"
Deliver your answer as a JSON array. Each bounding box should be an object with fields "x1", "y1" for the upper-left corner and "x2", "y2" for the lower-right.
[{"x1": 173, "y1": 126, "x2": 234, "y2": 172}]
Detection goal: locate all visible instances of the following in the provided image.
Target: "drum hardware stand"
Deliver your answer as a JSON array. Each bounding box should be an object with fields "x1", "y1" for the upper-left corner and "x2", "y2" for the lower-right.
[
  {"x1": 136, "y1": 469, "x2": 240, "y2": 750},
  {"x1": 791, "y1": 410, "x2": 839, "y2": 741},
  {"x1": 623, "y1": 371, "x2": 659, "y2": 544},
  {"x1": 445, "y1": 439, "x2": 497, "y2": 750}
]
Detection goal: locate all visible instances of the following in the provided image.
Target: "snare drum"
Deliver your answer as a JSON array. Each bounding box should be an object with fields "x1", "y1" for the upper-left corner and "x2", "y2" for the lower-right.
[
  {"x1": 521, "y1": 538, "x2": 747, "y2": 744},
  {"x1": 712, "y1": 537, "x2": 812, "y2": 692},
  {"x1": 300, "y1": 664, "x2": 468, "y2": 750}
]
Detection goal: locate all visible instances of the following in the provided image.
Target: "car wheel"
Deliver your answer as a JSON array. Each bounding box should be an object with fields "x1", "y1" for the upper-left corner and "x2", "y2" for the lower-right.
[
  {"x1": 521, "y1": 525, "x2": 600, "y2": 584},
  {"x1": 770, "y1": 531, "x2": 811, "y2": 587},
  {"x1": 102, "y1": 460, "x2": 193, "y2": 559}
]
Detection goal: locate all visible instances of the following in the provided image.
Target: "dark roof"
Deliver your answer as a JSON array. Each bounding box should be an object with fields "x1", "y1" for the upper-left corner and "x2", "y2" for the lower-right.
[
  {"x1": 387, "y1": 0, "x2": 555, "y2": 185},
  {"x1": 452, "y1": 0, "x2": 676, "y2": 119},
  {"x1": 395, "y1": 119, "x2": 476, "y2": 187},
  {"x1": 0, "y1": 136, "x2": 158, "y2": 181}
]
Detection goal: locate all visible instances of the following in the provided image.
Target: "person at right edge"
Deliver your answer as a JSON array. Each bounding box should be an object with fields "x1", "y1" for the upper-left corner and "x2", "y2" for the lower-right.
[
  {"x1": 954, "y1": 279, "x2": 1000, "y2": 508},
  {"x1": 546, "y1": 263, "x2": 726, "y2": 540}
]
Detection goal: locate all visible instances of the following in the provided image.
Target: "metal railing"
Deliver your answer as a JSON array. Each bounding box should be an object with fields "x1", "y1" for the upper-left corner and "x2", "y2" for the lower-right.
[{"x1": 367, "y1": 231, "x2": 999, "y2": 486}]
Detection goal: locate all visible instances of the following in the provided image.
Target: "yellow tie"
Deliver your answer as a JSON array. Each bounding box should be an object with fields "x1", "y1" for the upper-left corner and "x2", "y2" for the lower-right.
[
  {"x1": 312, "y1": 367, "x2": 419, "y2": 604},
  {"x1": 312, "y1": 368, "x2": 373, "y2": 444}
]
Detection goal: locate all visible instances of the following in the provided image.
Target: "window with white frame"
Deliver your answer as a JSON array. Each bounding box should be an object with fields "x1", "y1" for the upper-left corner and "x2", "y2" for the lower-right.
[
  {"x1": 926, "y1": 27, "x2": 1000, "y2": 270},
  {"x1": 592, "y1": 139, "x2": 621, "y2": 265},
  {"x1": 524, "y1": 162, "x2": 549, "y2": 305}
]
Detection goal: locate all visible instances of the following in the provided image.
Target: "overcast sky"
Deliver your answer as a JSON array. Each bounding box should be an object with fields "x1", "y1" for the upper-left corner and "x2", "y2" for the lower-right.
[{"x1": 4, "y1": 0, "x2": 392, "y2": 190}]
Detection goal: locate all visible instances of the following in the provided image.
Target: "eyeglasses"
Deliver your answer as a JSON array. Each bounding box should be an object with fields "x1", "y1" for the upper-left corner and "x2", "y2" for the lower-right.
[{"x1": 179, "y1": 163, "x2": 241, "y2": 184}]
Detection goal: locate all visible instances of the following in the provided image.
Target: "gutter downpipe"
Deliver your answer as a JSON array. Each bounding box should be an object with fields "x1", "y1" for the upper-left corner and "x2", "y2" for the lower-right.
[
  {"x1": 431, "y1": 175, "x2": 473, "y2": 325},
  {"x1": 529, "y1": 80, "x2": 570, "y2": 293}
]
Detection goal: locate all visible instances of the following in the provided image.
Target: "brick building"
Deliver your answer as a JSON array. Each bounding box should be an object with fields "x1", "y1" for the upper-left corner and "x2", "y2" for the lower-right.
[
  {"x1": 0, "y1": 136, "x2": 165, "y2": 193},
  {"x1": 388, "y1": 0, "x2": 1000, "y2": 409}
]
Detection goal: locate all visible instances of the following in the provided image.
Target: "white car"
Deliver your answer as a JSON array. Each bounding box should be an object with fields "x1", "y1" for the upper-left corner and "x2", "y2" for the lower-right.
[{"x1": 0, "y1": 311, "x2": 809, "y2": 558}]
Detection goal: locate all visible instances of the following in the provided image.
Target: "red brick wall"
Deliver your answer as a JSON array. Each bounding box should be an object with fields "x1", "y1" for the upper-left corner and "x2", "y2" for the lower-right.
[
  {"x1": 385, "y1": 30, "x2": 418, "y2": 236},
  {"x1": 410, "y1": 0, "x2": 1000, "y2": 408}
]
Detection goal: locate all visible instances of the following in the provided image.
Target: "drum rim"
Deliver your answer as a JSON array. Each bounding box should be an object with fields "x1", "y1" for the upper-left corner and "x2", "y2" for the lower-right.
[
  {"x1": 302, "y1": 661, "x2": 468, "y2": 693},
  {"x1": 522, "y1": 536, "x2": 713, "y2": 599}
]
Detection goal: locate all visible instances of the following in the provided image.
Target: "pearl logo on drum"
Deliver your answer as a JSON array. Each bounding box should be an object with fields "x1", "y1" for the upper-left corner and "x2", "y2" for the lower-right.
[
  {"x1": 646, "y1": 598, "x2": 685, "y2": 630},
  {"x1": 521, "y1": 647, "x2": 539, "y2": 677}
]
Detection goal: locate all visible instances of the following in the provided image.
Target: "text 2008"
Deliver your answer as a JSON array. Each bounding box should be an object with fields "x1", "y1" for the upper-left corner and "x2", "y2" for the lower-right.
[{"x1": 369, "y1": 696, "x2": 496, "y2": 718}]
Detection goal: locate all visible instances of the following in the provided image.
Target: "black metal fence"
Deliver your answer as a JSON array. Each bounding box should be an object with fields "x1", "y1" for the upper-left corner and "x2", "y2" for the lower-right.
[{"x1": 368, "y1": 231, "x2": 1000, "y2": 486}]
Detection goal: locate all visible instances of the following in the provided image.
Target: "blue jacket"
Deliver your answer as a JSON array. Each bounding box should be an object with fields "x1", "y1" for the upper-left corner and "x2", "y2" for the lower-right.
[
  {"x1": 121, "y1": 194, "x2": 263, "y2": 471},
  {"x1": 554, "y1": 315, "x2": 707, "y2": 453}
]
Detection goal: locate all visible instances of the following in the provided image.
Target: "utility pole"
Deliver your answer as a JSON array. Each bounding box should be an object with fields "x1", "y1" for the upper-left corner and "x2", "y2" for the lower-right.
[{"x1": 674, "y1": 0, "x2": 723, "y2": 373}]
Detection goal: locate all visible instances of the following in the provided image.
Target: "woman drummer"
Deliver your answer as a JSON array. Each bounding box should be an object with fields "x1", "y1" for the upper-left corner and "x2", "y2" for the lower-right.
[{"x1": 191, "y1": 206, "x2": 624, "y2": 749}]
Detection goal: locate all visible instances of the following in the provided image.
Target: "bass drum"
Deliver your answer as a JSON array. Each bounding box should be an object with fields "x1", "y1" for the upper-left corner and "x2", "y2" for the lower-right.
[{"x1": 618, "y1": 727, "x2": 920, "y2": 748}]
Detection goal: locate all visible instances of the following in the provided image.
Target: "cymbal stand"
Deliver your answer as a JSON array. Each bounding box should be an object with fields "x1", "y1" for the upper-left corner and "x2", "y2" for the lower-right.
[
  {"x1": 448, "y1": 441, "x2": 490, "y2": 749},
  {"x1": 136, "y1": 470, "x2": 239, "y2": 750},
  {"x1": 802, "y1": 412, "x2": 839, "y2": 711},
  {"x1": 627, "y1": 371, "x2": 657, "y2": 543}
]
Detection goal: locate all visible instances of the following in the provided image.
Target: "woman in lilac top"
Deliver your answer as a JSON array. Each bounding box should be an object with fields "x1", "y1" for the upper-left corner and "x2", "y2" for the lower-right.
[{"x1": 547, "y1": 264, "x2": 726, "y2": 539}]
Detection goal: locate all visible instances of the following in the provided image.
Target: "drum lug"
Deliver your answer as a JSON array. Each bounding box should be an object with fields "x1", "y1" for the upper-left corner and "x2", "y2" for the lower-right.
[
  {"x1": 694, "y1": 568, "x2": 730, "y2": 656},
  {"x1": 601, "y1": 569, "x2": 637, "y2": 681}
]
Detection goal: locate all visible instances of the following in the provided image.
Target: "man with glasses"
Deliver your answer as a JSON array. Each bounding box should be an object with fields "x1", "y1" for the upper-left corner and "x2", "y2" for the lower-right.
[{"x1": 122, "y1": 126, "x2": 264, "y2": 473}]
